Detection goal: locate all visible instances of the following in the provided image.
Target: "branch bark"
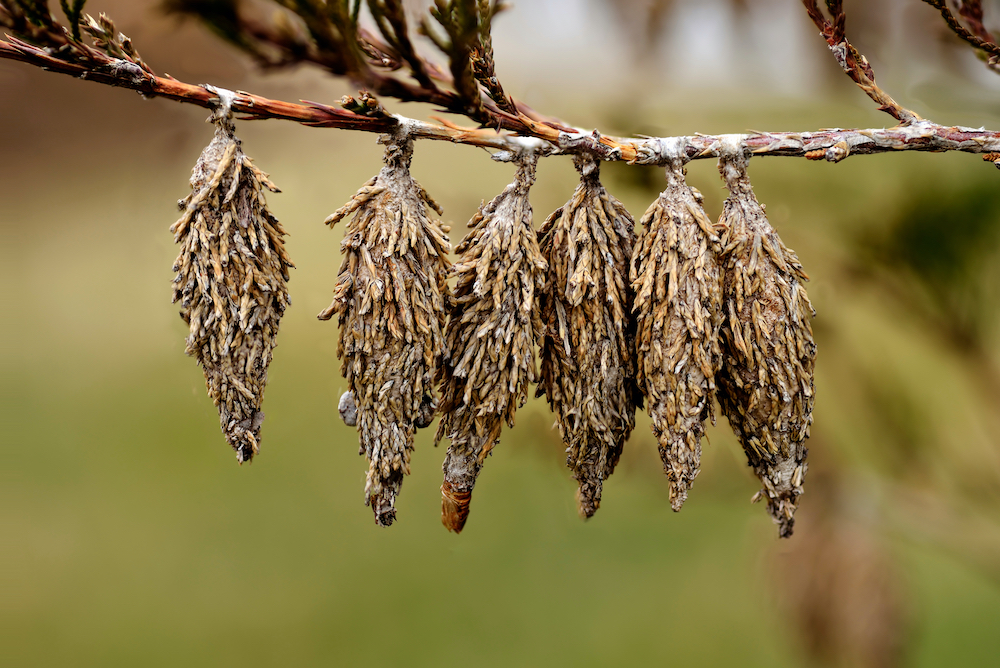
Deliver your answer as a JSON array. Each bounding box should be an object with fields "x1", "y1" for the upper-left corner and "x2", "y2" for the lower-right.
[
  {"x1": 5, "y1": 35, "x2": 1000, "y2": 165},
  {"x1": 7, "y1": 1, "x2": 1000, "y2": 172}
]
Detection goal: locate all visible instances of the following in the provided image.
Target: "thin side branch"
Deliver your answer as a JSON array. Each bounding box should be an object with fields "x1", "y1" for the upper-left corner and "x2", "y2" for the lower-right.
[
  {"x1": 957, "y1": 0, "x2": 994, "y2": 43},
  {"x1": 366, "y1": 0, "x2": 435, "y2": 89},
  {"x1": 802, "y1": 0, "x2": 920, "y2": 123},
  {"x1": 922, "y1": 0, "x2": 1000, "y2": 54},
  {"x1": 469, "y1": 0, "x2": 516, "y2": 115},
  {"x1": 921, "y1": 0, "x2": 1000, "y2": 73}
]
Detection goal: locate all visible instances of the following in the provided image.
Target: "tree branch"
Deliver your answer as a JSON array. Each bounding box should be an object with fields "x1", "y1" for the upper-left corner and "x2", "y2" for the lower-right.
[
  {"x1": 161, "y1": 0, "x2": 577, "y2": 135},
  {"x1": 5, "y1": 33, "x2": 1000, "y2": 166}
]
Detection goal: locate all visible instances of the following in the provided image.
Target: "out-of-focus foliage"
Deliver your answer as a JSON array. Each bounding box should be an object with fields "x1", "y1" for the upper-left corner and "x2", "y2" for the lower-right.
[{"x1": 855, "y1": 176, "x2": 1000, "y2": 348}]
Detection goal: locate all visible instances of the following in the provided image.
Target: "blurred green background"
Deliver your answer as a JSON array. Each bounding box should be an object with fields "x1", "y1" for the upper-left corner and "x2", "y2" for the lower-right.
[{"x1": 3, "y1": 1, "x2": 1000, "y2": 666}]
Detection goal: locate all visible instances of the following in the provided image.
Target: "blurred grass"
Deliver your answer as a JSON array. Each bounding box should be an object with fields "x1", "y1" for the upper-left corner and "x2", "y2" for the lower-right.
[{"x1": 3, "y1": 43, "x2": 1000, "y2": 667}]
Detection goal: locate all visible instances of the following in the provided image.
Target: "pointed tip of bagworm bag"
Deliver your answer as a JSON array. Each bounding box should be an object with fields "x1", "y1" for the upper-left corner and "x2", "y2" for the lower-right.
[{"x1": 441, "y1": 481, "x2": 471, "y2": 533}]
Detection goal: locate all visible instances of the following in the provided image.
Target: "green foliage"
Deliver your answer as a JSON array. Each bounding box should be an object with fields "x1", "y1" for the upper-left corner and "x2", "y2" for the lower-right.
[
  {"x1": 857, "y1": 176, "x2": 1000, "y2": 343},
  {"x1": 59, "y1": 0, "x2": 85, "y2": 40}
]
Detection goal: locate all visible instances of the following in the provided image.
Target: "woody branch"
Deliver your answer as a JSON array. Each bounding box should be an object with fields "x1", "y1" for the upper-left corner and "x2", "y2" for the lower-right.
[{"x1": 3, "y1": 0, "x2": 1000, "y2": 165}]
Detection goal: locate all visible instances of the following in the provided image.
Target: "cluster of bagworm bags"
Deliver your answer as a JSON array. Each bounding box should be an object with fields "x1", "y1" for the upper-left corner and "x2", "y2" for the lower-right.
[
  {"x1": 173, "y1": 118, "x2": 814, "y2": 537},
  {"x1": 323, "y1": 136, "x2": 815, "y2": 536}
]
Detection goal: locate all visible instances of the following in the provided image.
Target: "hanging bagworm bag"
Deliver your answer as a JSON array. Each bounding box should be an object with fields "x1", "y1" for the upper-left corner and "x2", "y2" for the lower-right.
[
  {"x1": 436, "y1": 152, "x2": 547, "y2": 533},
  {"x1": 170, "y1": 91, "x2": 292, "y2": 464},
  {"x1": 319, "y1": 130, "x2": 452, "y2": 527},
  {"x1": 536, "y1": 154, "x2": 640, "y2": 518},
  {"x1": 715, "y1": 140, "x2": 816, "y2": 538},
  {"x1": 631, "y1": 146, "x2": 724, "y2": 511}
]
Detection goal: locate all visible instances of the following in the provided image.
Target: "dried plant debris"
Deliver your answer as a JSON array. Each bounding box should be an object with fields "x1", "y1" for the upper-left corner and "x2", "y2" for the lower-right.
[
  {"x1": 436, "y1": 153, "x2": 547, "y2": 533},
  {"x1": 536, "y1": 155, "x2": 639, "y2": 518},
  {"x1": 716, "y1": 144, "x2": 816, "y2": 538},
  {"x1": 319, "y1": 132, "x2": 451, "y2": 527},
  {"x1": 170, "y1": 102, "x2": 292, "y2": 464},
  {"x1": 631, "y1": 155, "x2": 724, "y2": 511}
]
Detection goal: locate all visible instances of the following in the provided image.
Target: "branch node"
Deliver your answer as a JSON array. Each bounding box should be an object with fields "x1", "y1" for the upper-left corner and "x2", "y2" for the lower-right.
[
  {"x1": 341, "y1": 90, "x2": 389, "y2": 117},
  {"x1": 203, "y1": 84, "x2": 239, "y2": 132},
  {"x1": 825, "y1": 139, "x2": 850, "y2": 163},
  {"x1": 708, "y1": 134, "x2": 751, "y2": 162},
  {"x1": 557, "y1": 130, "x2": 621, "y2": 161},
  {"x1": 630, "y1": 136, "x2": 691, "y2": 166},
  {"x1": 101, "y1": 59, "x2": 147, "y2": 87},
  {"x1": 490, "y1": 136, "x2": 547, "y2": 163}
]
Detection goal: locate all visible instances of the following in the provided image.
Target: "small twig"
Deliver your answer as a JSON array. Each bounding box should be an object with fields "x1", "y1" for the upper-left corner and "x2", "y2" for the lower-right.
[
  {"x1": 367, "y1": 0, "x2": 435, "y2": 90},
  {"x1": 59, "y1": 0, "x2": 85, "y2": 41},
  {"x1": 922, "y1": 0, "x2": 1000, "y2": 54},
  {"x1": 957, "y1": 0, "x2": 993, "y2": 43},
  {"x1": 802, "y1": 0, "x2": 920, "y2": 124},
  {"x1": 470, "y1": 0, "x2": 515, "y2": 115},
  {"x1": 920, "y1": 0, "x2": 1000, "y2": 73},
  {"x1": 420, "y1": 0, "x2": 484, "y2": 118}
]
